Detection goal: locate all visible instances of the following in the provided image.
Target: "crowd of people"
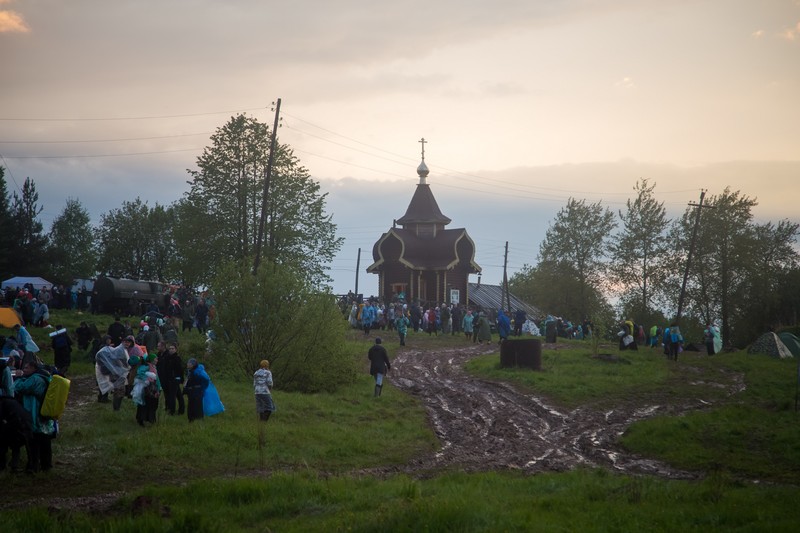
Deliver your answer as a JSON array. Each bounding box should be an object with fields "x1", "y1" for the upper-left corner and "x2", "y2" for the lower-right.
[
  {"x1": 616, "y1": 319, "x2": 722, "y2": 360},
  {"x1": 345, "y1": 297, "x2": 594, "y2": 347},
  {"x1": 0, "y1": 284, "x2": 277, "y2": 476},
  {"x1": 3, "y1": 283, "x2": 92, "y2": 318},
  {"x1": 346, "y1": 296, "x2": 723, "y2": 362}
]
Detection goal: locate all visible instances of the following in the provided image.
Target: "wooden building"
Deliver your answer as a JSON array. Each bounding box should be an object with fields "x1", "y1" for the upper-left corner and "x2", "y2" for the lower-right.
[{"x1": 367, "y1": 146, "x2": 481, "y2": 305}]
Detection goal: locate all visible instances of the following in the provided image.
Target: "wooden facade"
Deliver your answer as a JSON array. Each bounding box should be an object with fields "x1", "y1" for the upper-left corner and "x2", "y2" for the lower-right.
[{"x1": 367, "y1": 158, "x2": 481, "y2": 304}]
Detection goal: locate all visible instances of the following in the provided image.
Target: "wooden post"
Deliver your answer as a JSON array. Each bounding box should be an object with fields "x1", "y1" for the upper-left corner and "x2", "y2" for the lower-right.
[
  {"x1": 253, "y1": 98, "x2": 282, "y2": 275},
  {"x1": 676, "y1": 190, "x2": 713, "y2": 321}
]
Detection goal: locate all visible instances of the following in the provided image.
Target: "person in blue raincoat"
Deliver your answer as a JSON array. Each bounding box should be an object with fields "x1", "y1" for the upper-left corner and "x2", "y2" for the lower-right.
[
  {"x1": 183, "y1": 358, "x2": 224, "y2": 422},
  {"x1": 496, "y1": 309, "x2": 511, "y2": 344},
  {"x1": 395, "y1": 312, "x2": 410, "y2": 346},
  {"x1": 12, "y1": 324, "x2": 39, "y2": 366}
]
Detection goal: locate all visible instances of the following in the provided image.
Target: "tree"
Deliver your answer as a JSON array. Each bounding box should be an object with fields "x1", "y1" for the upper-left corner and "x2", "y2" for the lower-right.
[
  {"x1": 510, "y1": 260, "x2": 594, "y2": 321},
  {"x1": 733, "y1": 219, "x2": 800, "y2": 342},
  {"x1": 147, "y1": 203, "x2": 176, "y2": 282},
  {"x1": 95, "y1": 198, "x2": 174, "y2": 280},
  {"x1": 210, "y1": 258, "x2": 358, "y2": 393},
  {"x1": 0, "y1": 167, "x2": 15, "y2": 278},
  {"x1": 47, "y1": 198, "x2": 96, "y2": 285},
  {"x1": 677, "y1": 187, "x2": 756, "y2": 347},
  {"x1": 537, "y1": 197, "x2": 616, "y2": 319},
  {"x1": 608, "y1": 178, "x2": 671, "y2": 323},
  {"x1": 176, "y1": 114, "x2": 342, "y2": 288},
  {"x1": 10, "y1": 177, "x2": 48, "y2": 276}
]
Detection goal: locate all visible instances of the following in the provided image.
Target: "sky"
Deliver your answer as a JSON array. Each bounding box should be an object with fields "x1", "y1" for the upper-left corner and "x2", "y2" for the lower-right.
[{"x1": 1, "y1": 0, "x2": 799, "y2": 296}]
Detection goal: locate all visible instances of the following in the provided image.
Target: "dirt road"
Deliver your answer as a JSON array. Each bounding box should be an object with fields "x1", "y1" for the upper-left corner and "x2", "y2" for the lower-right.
[{"x1": 389, "y1": 342, "x2": 735, "y2": 479}]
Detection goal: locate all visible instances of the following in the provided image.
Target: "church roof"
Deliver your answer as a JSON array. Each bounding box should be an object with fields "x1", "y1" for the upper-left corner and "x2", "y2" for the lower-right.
[
  {"x1": 467, "y1": 282, "x2": 541, "y2": 318},
  {"x1": 395, "y1": 183, "x2": 451, "y2": 226},
  {"x1": 367, "y1": 227, "x2": 480, "y2": 272}
]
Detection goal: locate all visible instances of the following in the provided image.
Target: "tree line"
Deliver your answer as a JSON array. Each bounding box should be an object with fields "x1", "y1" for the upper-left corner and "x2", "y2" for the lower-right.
[
  {"x1": 510, "y1": 179, "x2": 800, "y2": 348},
  {"x1": 1, "y1": 114, "x2": 349, "y2": 392},
  {"x1": 0, "y1": 114, "x2": 342, "y2": 292},
  {"x1": 3, "y1": 115, "x2": 796, "y2": 351}
]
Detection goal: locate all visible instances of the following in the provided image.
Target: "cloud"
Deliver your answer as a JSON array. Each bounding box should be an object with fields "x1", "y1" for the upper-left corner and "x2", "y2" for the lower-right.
[
  {"x1": 615, "y1": 76, "x2": 636, "y2": 89},
  {"x1": 0, "y1": 9, "x2": 29, "y2": 32},
  {"x1": 778, "y1": 28, "x2": 796, "y2": 41},
  {"x1": 751, "y1": 29, "x2": 764, "y2": 38}
]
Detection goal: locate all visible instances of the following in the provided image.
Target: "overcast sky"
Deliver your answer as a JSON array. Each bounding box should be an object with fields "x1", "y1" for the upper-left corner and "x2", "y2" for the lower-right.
[{"x1": 1, "y1": 0, "x2": 798, "y2": 295}]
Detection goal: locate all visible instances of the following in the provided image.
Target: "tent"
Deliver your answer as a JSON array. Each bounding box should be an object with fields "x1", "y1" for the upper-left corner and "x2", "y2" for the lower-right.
[
  {"x1": 747, "y1": 332, "x2": 794, "y2": 359},
  {"x1": 0, "y1": 307, "x2": 22, "y2": 329},
  {"x1": 1, "y1": 276, "x2": 53, "y2": 291},
  {"x1": 778, "y1": 332, "x2": 800, "y2": 358}
]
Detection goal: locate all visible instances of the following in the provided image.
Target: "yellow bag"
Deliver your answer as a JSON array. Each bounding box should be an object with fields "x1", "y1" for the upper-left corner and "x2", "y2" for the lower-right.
[{"x1": 40, "y1": 374, "x2": 70, "y2": 420}]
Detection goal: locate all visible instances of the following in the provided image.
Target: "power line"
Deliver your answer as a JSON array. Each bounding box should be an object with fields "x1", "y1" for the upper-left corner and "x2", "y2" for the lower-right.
[
  {"x1": 282, "y1": 111, "x2": 700, "y2": 198},
  {"x1": 0, "y1": 107, "x2": 266, "y2": 122},
  {"x1": 292, "y1": 148, "x2": 410, "y2": 180},
  {"x1": 3, "y1": 147, "x2": 201, "y2": 159},
  {"x1": 1, "y1": 104, "x2": 704, "y2": 206},
  {"x1": 286, "y1": 123, "x2": 410, "y2": 169},
  {"x1": 0, "y1": 131, "x2": 214, "y2": 144},
  {"x1": 282, "y1": 112, "x2": 416, "y2": 163},
  {"x1": 0, "y1": 152, "x2": 23, "y2": 195}
]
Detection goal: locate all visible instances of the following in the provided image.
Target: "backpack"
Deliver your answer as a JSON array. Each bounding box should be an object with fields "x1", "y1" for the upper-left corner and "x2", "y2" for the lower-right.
[
  {"x1": 53, "y1": 332, "x2": 69, "y2": 349},
  {"x1": 144, "y1": 378, "x2": 159, "y2": 399},
  {"x1": 40, "y1": 374, "x2": 70, "y2": 420}
]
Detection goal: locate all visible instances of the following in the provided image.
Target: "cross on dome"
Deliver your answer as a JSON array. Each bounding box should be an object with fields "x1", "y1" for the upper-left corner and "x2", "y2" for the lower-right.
[{"x1": 417, "y1": 138, "x2": 430, "y2": 184}]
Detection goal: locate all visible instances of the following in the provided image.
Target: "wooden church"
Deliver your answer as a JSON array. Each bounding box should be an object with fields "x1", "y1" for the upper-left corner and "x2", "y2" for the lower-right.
[{"x1": 367, "y1": 140, "x2": 481, "y2": 305}]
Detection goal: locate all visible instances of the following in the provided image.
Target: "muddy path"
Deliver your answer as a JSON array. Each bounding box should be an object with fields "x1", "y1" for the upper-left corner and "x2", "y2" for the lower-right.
[{"x1": 387, "y1": 342, "x2": 741, "y2": 480}]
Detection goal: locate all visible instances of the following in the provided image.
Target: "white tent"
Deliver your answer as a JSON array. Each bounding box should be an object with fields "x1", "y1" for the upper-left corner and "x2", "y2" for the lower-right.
[{"x1": 1, "y1": 276, "x2": 54, "y2": 291}]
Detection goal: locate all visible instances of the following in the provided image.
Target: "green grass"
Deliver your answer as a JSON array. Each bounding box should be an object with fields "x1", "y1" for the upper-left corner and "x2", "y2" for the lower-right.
[
  {"x1": 4, "y1": 469, "x2": 800, "y2": 532},
  {"x1": 619, "y1": 352, "x2": 800, "y2": 482},
  {"x1": 465, "y1": 341, "x2": 679, "y2": 409},
  {"x1": 3, "y1": 317, "x2": 800, "y2": 530},
  {"x1": 466, "y1": 340, "x2": 800, "y2": 483},
  {"x1": 3, "y1": 371, "x2": 436, "y2": 501}
]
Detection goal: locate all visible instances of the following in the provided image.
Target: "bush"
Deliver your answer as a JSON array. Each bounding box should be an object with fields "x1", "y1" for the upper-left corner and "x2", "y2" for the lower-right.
[{"x1": 210, "y1": 259, "x2": 358, "y2": 393}]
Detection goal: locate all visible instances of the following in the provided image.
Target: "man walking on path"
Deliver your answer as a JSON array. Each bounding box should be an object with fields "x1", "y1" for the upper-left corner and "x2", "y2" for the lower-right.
[{"x1": 368, "y1": 338, "x2": 391, "y2": 397}]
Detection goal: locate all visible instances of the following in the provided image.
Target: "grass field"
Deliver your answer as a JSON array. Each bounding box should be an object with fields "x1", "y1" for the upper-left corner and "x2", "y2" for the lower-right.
[{"x1": 2, "y1": 314, "x2": 800, "y2": 531}]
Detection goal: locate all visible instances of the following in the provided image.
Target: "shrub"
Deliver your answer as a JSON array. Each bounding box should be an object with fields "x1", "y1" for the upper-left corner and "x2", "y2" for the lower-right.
[{"x1": 210, "y1": 259, "x2": 358, "y2": 392}]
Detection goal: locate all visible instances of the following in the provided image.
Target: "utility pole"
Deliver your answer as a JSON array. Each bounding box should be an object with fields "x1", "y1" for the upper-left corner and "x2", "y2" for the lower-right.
[
  {"x1": 253, "y1": 98, "x2": 282, "y2": 275},
  {"x1": 503, "y1": 241, "x2": 511, "y2": 312},
  {"x1": 354, "y1": 247, "x2": 361, "y2": 297},
  {"x1": 676, "y1": 189, "x2": 713, "y2": 321}
]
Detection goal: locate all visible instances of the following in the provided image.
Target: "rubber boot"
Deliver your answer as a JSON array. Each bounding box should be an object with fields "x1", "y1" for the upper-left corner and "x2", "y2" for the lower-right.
[
  {"x1": 263, "y1": 411, "x2": 271, "y2": 423},
  {"x1": 98, "y1": 392, "x2": 109, "y2": 403},
  {"x1": 374, "y1": 385, "x2": 380, "y2": 397},
  {"x1": 112, "y1": 397, "x2": 123, "y2": 411}
]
